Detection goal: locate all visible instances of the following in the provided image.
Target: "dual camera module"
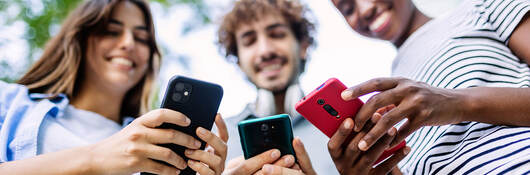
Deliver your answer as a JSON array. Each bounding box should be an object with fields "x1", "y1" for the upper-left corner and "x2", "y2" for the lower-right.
[
  {"x1": 260, "y1": 123, "x2": 276, "y2": 143},
  {"x1": 172, "y1": 82, "x2": 192, "y2": 103},
  {"x1": 317, "y1": 99, "x2": 340, "y2": 118}
]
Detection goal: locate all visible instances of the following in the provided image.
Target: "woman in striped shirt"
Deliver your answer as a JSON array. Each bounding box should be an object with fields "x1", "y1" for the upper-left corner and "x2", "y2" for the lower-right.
[{"x1": 328, "y1": 0, "x2": 530, "y2": 174}]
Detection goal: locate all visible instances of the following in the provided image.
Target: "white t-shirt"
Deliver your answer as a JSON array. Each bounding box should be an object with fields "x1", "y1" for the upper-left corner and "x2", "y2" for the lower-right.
[{"x1": 393, "y1": 0, "x2": 530, "y2": 174}]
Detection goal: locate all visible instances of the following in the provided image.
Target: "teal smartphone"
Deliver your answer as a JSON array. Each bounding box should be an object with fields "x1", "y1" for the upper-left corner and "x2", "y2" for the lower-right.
[{"x1": 238, "y1": 114, "x2": 296, "y2": 160}]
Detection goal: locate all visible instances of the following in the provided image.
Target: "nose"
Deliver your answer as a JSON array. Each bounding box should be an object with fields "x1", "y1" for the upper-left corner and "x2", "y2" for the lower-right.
[
  {"x1": 256, "y1": 36, "x2": 277, "y2": 61},
  {"x1": 118, "y1": 30, "x2": 135, "y2": 52},
  {"x1": 357, "y1": 0, "x2": 377, "y2": 23}
]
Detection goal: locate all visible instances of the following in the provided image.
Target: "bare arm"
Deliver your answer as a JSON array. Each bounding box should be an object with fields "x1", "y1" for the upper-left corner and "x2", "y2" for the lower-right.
[
  {"x1": 0, "y1": 146, "x2": 92, "y2": 175},
  {"x1": 461, "y1": 87, "x2": 530, "y2": 126},
  {"x1": 508, "y1": 13, "x2": 530, "y2": 65}
]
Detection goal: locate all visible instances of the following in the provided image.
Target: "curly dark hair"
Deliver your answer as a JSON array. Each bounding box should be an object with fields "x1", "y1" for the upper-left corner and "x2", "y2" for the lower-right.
[{"x1": 217, "y1": 0, "x2": 316, "y2": 62}]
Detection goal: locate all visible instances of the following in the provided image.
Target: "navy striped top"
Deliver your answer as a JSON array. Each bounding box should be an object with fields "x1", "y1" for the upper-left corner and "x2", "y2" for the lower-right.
[{"x1": 393, "y1": 0, "x2": 530, "y2": 174}]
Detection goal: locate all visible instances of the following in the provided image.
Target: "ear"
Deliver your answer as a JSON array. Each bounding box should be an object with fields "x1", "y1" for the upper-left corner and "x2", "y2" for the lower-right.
[{"x1": 299, "y1": 40, "x2": 311, "y2": 61}]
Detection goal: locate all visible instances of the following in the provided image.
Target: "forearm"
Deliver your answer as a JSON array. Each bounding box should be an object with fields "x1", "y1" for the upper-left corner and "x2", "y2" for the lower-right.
[
  {"x1": 0, "y1": 145, "x2": 94, "y2": 175},
  {"x1": 458, "y1": 87, "x2": 530, "y2": 126}
]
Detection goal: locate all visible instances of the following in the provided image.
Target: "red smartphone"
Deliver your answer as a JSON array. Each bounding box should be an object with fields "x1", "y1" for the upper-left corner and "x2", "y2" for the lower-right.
[{"x1": 295, "y1": 78, "x2": 405, "y2": 165}]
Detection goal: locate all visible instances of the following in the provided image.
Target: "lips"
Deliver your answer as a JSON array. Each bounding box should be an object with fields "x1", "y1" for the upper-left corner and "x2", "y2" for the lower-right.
[
  {"x1": 256, "y1": 57, "x2": 287, "y2": 78},
  {"x1": 109, "y1": 57, "x2": 135, "y2": 70},
  {"x1": 369, "y1": 11, "x2": 391, "y2": 34}
]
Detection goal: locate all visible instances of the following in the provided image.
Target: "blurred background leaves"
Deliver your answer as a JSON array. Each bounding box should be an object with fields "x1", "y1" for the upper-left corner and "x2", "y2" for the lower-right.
[{"x1": 0, "y1": 0, "x2": 211, "y2": 83}]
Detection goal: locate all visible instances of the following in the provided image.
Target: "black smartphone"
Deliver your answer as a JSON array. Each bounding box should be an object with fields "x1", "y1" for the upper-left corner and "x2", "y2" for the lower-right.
[
  {"x1": 238, "y1": 114, "x2": 296, "y2": 160},
  {"x1": 144, "y1": 76, "x2": 223, "y2": 175}
]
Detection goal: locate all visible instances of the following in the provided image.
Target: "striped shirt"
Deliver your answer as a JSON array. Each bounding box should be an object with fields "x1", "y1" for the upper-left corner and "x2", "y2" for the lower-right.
[{"x1": 393, "y1": 0, "x2": 530, "y2": 174}]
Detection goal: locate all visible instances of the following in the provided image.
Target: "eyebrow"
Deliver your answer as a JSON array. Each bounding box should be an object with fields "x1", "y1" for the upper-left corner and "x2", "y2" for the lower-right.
[
  {"x1": 109, "y1": 19, "x2": 148, "y2": 31},
  {"x1": 265, "y1": 23, "x2": 288, "y2": 31}
]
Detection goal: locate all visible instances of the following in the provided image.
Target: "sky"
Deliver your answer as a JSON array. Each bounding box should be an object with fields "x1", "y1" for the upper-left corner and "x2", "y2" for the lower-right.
[{"x1": 0, "y1": 0, "x2": 462, "y2": 118}]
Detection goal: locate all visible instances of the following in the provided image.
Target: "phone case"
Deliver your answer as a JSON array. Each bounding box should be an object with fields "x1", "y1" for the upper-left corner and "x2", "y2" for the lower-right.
[
  {"x1": 295, "y1": 78, "x2": 405, "y2": 165},
  {"x1": 155, "y1": 76, "x2": 223, "y2": 175},
  {"x1": 295, "y1": 78, "x2": 363, "y2": 138},
  {"x1": 238, "y1": 114, "x2": 295, "y2": 160}
]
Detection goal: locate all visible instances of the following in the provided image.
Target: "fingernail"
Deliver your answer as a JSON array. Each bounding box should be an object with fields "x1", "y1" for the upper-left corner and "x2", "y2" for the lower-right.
[
  {"x1": 354, "y1": 125, "x2": 360, "y2": 132},
  {"x1": 284, "y1": 155, "x2": 293, "y2": 165},
  {"x1": 185, "y1": 117, "x2": 191, "y2": 125},
  {"x1": 198, "y1": 127, "x2": 207, "y2": 136},
  {"x1": 341, "y1": 90, "x2": 352, "y2": 100},
  {"x1": 388, "y1": 128, "x2": 396, "y2": 136},
  {"x1": 176, "y1": 169, "x2": 180, "y2": 174},
  {"x1": 344, "y1": 120, "x2": 352, "y2": 129},
  {"x1": 194, "y1": 140, "x2": 201, "y2": 148},
  {"x1": 404, "y1": 147, "x2": 411, "y2": 155},
  {"x1": 185, "y1": 149, "x2": 194, "y2": 155},
  {"x1": 271, "y1": 149, "x2": 280, "y2": 159},
  {"x1": 295, "y1": 137, "x2": 304, "y2": 147},
  {"x1": 359, "y1": 140, "x2": 368, "y2": 151},
  {"x1": 188, "y1": 160, "x2": 195, "y2": 166},
  {"x1": 263, "y1": 164, "x2": 273, "y2": 174}
]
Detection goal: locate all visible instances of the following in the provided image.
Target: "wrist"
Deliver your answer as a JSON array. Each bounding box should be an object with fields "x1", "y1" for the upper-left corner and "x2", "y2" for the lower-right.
[
  {"x1": 78, "y1": 145, "x2": 97, "y2": 175},
  {"x1": 454, "y1": 88, "x2": 478, "y2": 123}
]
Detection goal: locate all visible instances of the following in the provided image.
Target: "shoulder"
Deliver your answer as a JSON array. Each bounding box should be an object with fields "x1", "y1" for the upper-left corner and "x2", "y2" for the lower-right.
[{"x1": 0, "y1": 81, "x2": 30, "y2": 114}]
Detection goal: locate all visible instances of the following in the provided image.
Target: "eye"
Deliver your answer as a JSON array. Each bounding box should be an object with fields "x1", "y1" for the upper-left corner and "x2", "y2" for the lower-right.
[
  {"x1": 269, "y1": 28, "x2": 287, "y2": 39},
  {"x1": 340, "y1": 1, "x2": 355, "y2": 16},
  {"x1": 134, "y1": 31, "x2": 149, "y2": 44},
  {"x1": 241, "y1": 34, "x2": 256, "y2": 47}
]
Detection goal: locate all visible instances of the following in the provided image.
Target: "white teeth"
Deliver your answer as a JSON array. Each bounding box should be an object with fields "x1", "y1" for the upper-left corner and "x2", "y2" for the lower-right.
[
  {"x1": 370, "y1": 11, "x2": 390, "y2": 32},
  {"x1": 111, "y1": 57, "x2": 133, "y2": 67},
  {"x1": 262, "y1": 64, "x2": 282, "y2": 71}
]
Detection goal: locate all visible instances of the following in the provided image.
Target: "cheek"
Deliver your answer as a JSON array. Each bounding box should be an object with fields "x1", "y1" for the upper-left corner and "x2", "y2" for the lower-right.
[{"x1": 136, "y1": 45, "x2": 151, "y2": 69}]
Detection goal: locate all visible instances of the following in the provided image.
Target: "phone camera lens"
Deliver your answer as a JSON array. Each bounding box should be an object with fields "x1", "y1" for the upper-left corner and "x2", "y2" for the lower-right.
[
  {"x1": 323, "y1": 104, "x2": 339, "y2": 116},
  {"x1": 175, "y1": 83, "x2": 185, "y2": 91},
  {"x1": 260, "y1": 124, "x2": 269, "y2": 132},
  {"x1": 317, "y1": 99, "x2": 325, "y2": 105},
  {"x1": 172, "y1": 93, "x2": 182, "y2": 102}
]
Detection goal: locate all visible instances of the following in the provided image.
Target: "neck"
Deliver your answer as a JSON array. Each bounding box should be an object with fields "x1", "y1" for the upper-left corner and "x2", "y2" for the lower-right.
[
  {"x1": 393, "y1": 7, "x2": 431, "y2": 47},
  {"x1": 272, "y1": 90, "x2": 286, "y2": 114},
  {"x1": 71, "y1": 81, "x2": 125, "y2": 123}
]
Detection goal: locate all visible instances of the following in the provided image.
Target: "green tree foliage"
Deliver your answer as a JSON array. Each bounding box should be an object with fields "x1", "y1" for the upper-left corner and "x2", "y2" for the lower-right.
[{"x1": 0, "y1": 0, "x2": 211, "y2": 83}]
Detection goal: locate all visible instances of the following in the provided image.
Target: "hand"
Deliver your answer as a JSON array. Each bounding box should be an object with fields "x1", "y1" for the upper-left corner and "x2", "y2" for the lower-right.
[
  {"x1": 185, "y1": 114, "x2": 228, "y2": 175},
  {"x1": 224, "y1": 149, "x2": 285, "y2": 174},
  {"x1": 86, "y1": 109, "x2": 202, "y2": 175},
  {"x1": 328, "y1": 115, "x2": 410, "y2": 175},
  {"x1": 261, "y1": 137, "x2": 317, "y2": 175},
  {"x1": 341, "y1": 77, "x2": 465, "y2": 150}
]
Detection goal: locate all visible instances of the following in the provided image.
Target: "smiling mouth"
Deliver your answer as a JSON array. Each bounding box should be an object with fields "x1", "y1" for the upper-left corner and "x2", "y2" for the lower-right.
[
  {"x1": 110, "y1": 57, "x2": 135, "y2": 69},
  {"x1": 369, "y1": 11, "x2": 391, "y2": 34},
  {"x1": 256, "y1": 57, "x2": 287, "y2": 78}
]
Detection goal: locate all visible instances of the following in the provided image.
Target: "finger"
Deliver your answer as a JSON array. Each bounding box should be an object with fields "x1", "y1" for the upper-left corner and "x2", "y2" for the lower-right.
[
  {"x1": 262, "y1": 164, "x2": 304, "y2": 175},
  {"x1": 343, "y1": 118, "x2": 375, "y2": 166},
  {"x1": 359, "y1": 106, "x2": 409, "y2": 151},
  {"x1": 371, "y1": 146, "x2": 410, "y2": 175},
  {"x1": 196, "y1": 127, "x2": 227, "y2": 160},
  {"x1": 293, "y1": 137, "x2": 316, "y2": 175},
  {"x1": 354, "y1": 87, "x2": 404, "y2": 132},
  {"x1": 391, "y1": 119, "x2": 418, "y2": 148},
  {"x1": 233, "y1": 149, "x2": 282, "y2": 174},
  {"x1": 215, "y1": 113, "x2": 229, "y2": 142},
  {"x1": 141, "y1": 159, "x2": 180, "y2": 175},
  {"x1": 188, "y1": 159, "x2": 215, "y2": 175},
  {"x1": 145, "y1": 128, "x2": 201, "y2": 149},
  {"x1": 341, "y1": 77, "x2": 403, "y2": 101},
  {"x1": 255, "y1": 155, "x2": 295, "y2": 175},
  {"x1": 184, "y1": 149, "x2": 221, "y2": 171},
  {"x1": 328, "y1": 118, "x2": 354, "y2": 159},
  {"x1": 139, "y1": 109, "x2": 191, "y2": 128},
  {"x1": 353, "y1": 128, "x2": 396, "y2": 170},
  {"x1": 226, "y1": 156, "x2": 245, "y2": 169},
  {"x1": 138, "y1": 144, "x2": 187, "y2": 170}
]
